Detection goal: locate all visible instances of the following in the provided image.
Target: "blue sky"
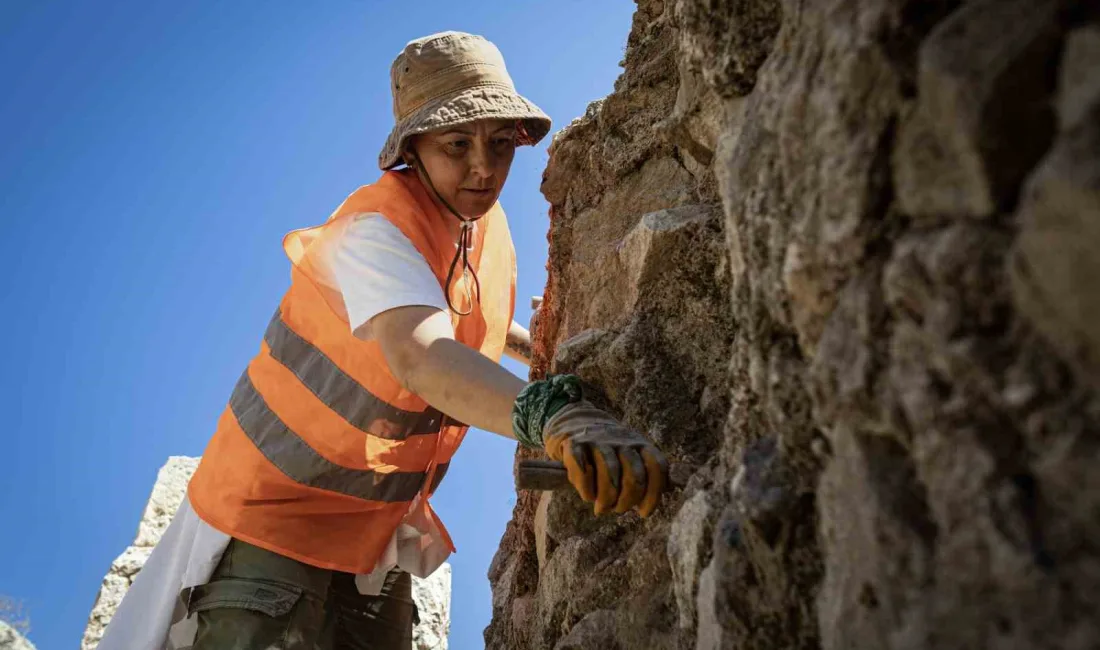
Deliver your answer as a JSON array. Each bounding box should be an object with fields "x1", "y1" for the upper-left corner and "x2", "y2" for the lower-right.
[{"x1": 0, "y1": 2, "x2": 634, "y2": 647}]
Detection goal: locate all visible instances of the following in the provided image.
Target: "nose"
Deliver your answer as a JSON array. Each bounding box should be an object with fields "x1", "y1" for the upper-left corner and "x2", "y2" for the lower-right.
[{"x1": 468, "y1": 139, "x2": 495, "y2": 182}]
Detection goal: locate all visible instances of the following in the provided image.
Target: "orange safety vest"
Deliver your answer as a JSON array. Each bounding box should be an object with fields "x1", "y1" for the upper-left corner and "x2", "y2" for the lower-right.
[{"x1": 187, "y1": 169, "x2": 516, "y2": 574}]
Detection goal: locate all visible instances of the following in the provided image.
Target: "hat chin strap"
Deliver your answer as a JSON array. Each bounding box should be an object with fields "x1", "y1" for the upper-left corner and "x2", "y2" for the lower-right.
[{"x1": 411, "y1": 159, "x2": 483, "y2": 317}]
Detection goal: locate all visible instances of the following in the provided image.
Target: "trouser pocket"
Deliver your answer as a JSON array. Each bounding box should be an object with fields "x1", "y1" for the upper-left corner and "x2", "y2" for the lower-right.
[
  {"x1": 326, "y1": 572, "x2": 417, "y2": 649},
  {"x1": 189, "y1": 578, "x2": 324, "y2": 650}
]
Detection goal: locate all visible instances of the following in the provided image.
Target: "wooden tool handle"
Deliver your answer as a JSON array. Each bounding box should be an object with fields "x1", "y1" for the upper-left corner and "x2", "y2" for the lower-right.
[{"x1": 516, "y1": 459, "x2": 570, "y2": 491}]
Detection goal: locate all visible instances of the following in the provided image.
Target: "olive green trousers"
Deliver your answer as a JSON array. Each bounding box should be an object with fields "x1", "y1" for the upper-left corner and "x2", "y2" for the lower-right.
[{"x1": 186, "y1": 539, "x2": 418, "y2": 650}]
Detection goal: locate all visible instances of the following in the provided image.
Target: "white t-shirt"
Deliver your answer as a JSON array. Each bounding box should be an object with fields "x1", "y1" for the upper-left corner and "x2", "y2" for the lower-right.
[
  {"x1": 97, "y1": 214, "x2": 458, "y2": 650},
  {"x1": 330, "y1": 213, "x2": 450, "y2": 336}
]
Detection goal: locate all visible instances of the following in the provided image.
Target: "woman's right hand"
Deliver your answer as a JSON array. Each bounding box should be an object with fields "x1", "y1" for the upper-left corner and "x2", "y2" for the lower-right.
[{"x1": 541, "y1": 401, "x2": 668, "y2": 517}]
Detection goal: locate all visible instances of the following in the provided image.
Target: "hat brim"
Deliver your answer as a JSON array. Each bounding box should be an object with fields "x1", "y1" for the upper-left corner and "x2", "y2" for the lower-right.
[{"x1": 378, "y1": 83, "x2": 552, "y2": 170}]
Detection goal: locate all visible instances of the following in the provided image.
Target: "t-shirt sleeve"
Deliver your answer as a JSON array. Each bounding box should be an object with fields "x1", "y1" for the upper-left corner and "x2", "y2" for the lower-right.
[{"x1": 328, "y1": 213, "x2": 448, "y2": 339}]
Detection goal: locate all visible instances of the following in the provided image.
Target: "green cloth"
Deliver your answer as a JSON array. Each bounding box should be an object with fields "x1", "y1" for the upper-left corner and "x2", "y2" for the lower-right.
[
  {"x1": 511, "y1": 374, "x2": 583, "y2": 448},
  {"x1": 190, "y1": 539, "x2": 417, "y2": 649}
]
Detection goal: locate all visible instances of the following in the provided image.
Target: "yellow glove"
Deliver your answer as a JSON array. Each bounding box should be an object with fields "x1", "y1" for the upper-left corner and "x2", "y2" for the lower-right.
[{"x1": 542, "y1": 401, "x2": 668, "y2": 517}]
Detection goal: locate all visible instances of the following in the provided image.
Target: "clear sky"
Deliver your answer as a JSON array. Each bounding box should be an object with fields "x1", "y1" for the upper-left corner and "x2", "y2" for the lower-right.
[{"x1": 0, "y1": 1, "x2": 634, "y2": 647}]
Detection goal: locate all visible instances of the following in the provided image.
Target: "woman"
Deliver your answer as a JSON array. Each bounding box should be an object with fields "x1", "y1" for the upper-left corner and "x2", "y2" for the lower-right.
[{"x1": 99, "y1": 31, "x2": 667, "y2": 649}]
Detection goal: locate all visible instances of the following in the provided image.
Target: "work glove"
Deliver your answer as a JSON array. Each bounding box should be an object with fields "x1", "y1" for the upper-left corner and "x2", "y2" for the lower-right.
[
  {"x1": 542, "y1": 401, "x2": 668, "y2": 517},
  {"x1": 512, "y1": 375, "x2": 668, "y2": 517}
]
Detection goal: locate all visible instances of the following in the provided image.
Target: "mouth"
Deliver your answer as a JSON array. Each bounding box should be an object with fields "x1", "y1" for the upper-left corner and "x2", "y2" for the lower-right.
[{"x1": 460, "y1": 188, "x2": 495, "y2": 197}]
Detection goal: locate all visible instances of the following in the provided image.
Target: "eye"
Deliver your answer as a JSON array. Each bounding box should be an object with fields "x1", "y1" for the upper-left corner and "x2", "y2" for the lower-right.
[
  {"x1": 444, "y1": 139, "x2": 470, "y2": 154},
  {"x1": 493, "y1": 136, "x2": 516, "y2": 150}
]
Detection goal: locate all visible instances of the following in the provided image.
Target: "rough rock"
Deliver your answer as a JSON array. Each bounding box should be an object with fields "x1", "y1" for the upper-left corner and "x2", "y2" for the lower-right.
[
  {"x1": 411, "y1": 563, "x2": 452, "y2": 650},
  {"x1": 83, "y1": 456, "x2": 453, "y2": 650},
  {"x1": 0, "y1": 622, "x2": 35, "y2": 650},
  {"x1": 1011, "y1": 20, "x2": 1100, "y2": 387},
  {"x1": 489, "y1": 0, "x2": 1100, "y2": 649},
  {"x1": 667, "y1": 490, "x2": 711, "y2": 630},
  {"x1": 894, "y1": 0, "x2": 1062, "y2": 220}
]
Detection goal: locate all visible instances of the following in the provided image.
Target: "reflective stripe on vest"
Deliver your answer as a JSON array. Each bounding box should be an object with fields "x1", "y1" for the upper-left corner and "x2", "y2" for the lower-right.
[
  {"x1": 263, "y1": 310, "x2": 445, "y2": 440},
  {"x1": 226, "y1": 311, "x2": 451, "y2": 503}
]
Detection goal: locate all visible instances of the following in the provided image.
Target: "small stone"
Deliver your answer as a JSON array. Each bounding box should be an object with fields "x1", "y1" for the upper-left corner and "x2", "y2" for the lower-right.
[
  {"x1": 667, "y1": 491, "x2": 712, "y2": 629},
  {"x1": 534, "y1": 492, "x2": 552, "y2": 571},
  {"x1": 693, "y1": 562, "x2": 726, "y2": 650}
]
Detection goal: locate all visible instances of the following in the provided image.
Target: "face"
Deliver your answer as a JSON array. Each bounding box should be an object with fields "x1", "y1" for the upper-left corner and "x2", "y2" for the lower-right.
[{"x1": 406, "y1": 118, "x2": 517, "y2": 219}]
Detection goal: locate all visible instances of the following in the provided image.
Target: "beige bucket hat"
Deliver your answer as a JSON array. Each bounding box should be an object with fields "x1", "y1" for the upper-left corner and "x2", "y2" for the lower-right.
[{"x1": 378, "y1": 31, "x2": 552, "y2": 170}]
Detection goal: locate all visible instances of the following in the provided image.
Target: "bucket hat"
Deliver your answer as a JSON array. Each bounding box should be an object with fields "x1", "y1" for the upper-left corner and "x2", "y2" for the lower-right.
[{"x1": 378, "y1": 31, "x2": 552, "y2": 170}]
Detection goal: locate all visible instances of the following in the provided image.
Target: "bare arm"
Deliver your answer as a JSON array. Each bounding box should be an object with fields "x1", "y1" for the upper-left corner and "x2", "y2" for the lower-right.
[
  {"x1": 504, "y1": 320, "x2": 532, "y2": 365},
  {"x1": 368, "y1": 306, "x2": 525, "y2": 439},
  {"x1": 371, "y1": 306, "x2": 670, "y2": 518}
]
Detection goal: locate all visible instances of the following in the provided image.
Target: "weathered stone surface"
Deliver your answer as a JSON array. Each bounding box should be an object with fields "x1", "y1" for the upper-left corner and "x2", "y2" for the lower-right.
[
  {"x1": 533, "y1": 492, "x2": 553, "y2": 571},
  {"x1": 491, "y1": 0, "x2": 1100, "y2": 649},
  {"x1": 1011, "y1": 21, "x2": 1100, "y2": 388},
  {"x1": 692, "y1": 562, "x2": 724, "y2": 650},
  {"x1": 894, "y1": 0, "x2": 1062, "y2": 220},
  {"x1": 489, "y1": 3, "x2": 733, "y2": 648},
  {"x1": 674, "y1": 0, "x2": 781, "y2": 98},
  {"x1": 411, "y1": 563, "x2": 452, "y2": 650},
  {"x1": 0, "y1": 622, "x2": 35, "y2": 650},
  {"x1": 132, "y1": 456, "x2": 197, "y2": 547},
  {"x1": 667, "y1": 490, "x2": 711, "y2": 629},
  {"x1": 1057, "y1": 23, "x2": 1100, "y2": 131},
  {"x1": 84, "y1": 457, "x2": 453, "y2": 650}
]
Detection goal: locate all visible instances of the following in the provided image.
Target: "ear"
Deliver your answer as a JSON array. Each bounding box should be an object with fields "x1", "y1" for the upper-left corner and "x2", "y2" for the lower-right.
[{"x1": 402, "y1": 138, "x2": 420, "y2": 168}]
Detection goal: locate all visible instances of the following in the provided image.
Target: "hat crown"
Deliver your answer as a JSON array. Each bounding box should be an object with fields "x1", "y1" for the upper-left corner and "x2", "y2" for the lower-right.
[{"x1": 390, "y1": 32, "x2": 515, "y2": 121}]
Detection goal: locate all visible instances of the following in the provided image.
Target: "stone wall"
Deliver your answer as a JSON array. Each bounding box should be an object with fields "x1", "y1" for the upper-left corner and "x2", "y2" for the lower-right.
[
  {"x1": 0, "y1": 622, "x2": 35, "y2": 650},
  {"x1": 83, "y1": 457, "x2": 453, "y2": 650},
  {"x1": 487, "y1": 1, "x2": 1100, "y2": 649}
]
